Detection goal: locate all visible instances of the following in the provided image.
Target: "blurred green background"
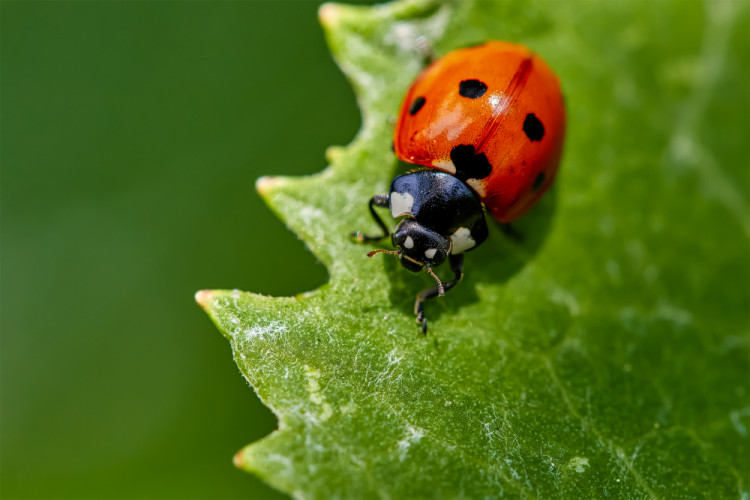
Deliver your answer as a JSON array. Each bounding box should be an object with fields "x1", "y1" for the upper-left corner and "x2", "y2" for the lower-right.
[{"x1": 2, "y1": 1, "x2": 378, "y2": 498}]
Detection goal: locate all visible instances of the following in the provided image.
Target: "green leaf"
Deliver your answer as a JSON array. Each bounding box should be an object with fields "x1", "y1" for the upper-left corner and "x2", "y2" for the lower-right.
[{"x1": 197, "y1": 0, "x2": 749, "y2": 497}]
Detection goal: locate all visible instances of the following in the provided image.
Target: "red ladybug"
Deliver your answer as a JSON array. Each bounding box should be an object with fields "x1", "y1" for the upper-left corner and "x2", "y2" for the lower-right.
[{"x1": 354, "y1": 41, "x2": 566, "y2": 333}]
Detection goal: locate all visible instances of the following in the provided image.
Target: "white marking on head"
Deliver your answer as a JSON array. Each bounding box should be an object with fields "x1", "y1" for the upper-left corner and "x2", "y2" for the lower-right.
[
  {"x1": 465, "y1": 178, "x2": 486, "y2": 197},
  {"x1": 390, "y1": 191, "x2": 414, "y2": 218},
  {"x1": 404, "y1": 236, "x2": 415, "y2": 249},
  {"x1": 450, "y1": 227, "x2": 476, "y2": 254},
  {"x1": 424, "y1": 248, "x2": 437, "y2": 259},
  {"x1": 432, "y1": 158, "x2": 456, "y2": 174}
]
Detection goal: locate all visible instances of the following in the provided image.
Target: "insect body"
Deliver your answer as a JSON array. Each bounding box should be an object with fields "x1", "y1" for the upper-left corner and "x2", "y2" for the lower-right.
[{"x1": 354, "y1": 41, "x2": 566, "y2": 333}]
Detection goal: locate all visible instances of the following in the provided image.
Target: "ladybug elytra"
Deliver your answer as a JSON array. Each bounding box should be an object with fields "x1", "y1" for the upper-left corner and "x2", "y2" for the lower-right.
[{"x1": 354, "y1": 41, "x2": 566, "y2": 333}]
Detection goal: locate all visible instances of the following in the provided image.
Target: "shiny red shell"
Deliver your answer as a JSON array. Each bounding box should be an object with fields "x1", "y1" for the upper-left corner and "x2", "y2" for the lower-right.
[{"x1": 393, "y1": 41, "x2": 566, "y2": 223}]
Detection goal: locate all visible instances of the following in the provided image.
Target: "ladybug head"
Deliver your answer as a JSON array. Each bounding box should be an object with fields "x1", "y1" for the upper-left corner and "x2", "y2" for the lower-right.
[
  {"x1": 367, "y1": 219, "x2": 450, "y2": 294},
  {"x1": 391, "y1": 219, "x2": 450, "y2": 271}
]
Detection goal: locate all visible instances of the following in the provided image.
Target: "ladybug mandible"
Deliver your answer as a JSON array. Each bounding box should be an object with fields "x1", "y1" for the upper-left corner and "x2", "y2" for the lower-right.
[{"x1": 354, "y1": 41, "x2": 566, "y2": 333}]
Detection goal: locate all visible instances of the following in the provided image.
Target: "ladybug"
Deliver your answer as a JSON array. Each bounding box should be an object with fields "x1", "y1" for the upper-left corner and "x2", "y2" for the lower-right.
[{"x1": 353, "y1": 41, "x2": 565, "y2": 333}]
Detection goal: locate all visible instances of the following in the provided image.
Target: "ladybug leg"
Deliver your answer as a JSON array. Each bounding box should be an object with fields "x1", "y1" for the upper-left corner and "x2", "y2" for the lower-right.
[
  {"x1": 414, "y1": 253, "x2": 464, "y2": 334},
  {"x1": 353, "y1": 194, "x2": 390, "y2": 243}
]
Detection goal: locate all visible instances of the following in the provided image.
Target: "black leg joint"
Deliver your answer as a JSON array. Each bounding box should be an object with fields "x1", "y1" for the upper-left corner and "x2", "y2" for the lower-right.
[
  {"x1": 353, "y1": 194, "x2": 390, "y2": 243},
  {"x1": 413, "y1": 253, "x2": 464, "y2": 334}
]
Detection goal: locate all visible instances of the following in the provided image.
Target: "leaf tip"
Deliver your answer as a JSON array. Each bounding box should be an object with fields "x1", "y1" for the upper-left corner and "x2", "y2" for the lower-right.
[
  {"x1": 318, "y1": 3, "x2": 341, "y2": 29},
  {"x1": 233, "y1": 448, "x2": 247, "y2": 469},
  {"x1": 194, "y1": 290, "x2": 214, "y2": 309},
  {"x1": 256, "y1": 175, "x2": 281, "y2": 197},
  {"x1": 325, "y1": 145, "x2": 344, "y2": 164}
]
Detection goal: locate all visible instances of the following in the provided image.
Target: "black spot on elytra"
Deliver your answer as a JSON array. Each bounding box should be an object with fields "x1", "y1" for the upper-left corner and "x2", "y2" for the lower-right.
[
  {"x1": 533, "y1": 172, "x2": 546, "y2": 190},
  {"x1": 450, "y1": 144, "x2": 492, "y2": 181},
  {"x1": 409, "y1": 96, "x2": 426, "y2": 115},
  {"x1": 458, "y1": 80, "x2": 487, "y2": 99},
  {"x1": 523, "y1": 113, "x2": 545, "y2": 141}
]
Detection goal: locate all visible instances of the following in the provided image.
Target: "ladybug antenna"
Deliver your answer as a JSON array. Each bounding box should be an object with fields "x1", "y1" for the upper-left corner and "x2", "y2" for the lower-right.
[
  {"x1": 424, "y1": 263, "x2": 445, "y2": 296},
  {"x1": 367, "y1": 249, "x2": 400, "y2": 258}
]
